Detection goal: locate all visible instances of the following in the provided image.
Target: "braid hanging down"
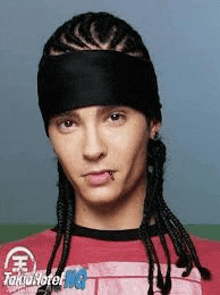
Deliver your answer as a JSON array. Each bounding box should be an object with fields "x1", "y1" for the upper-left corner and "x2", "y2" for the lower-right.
[{"x1": 37, "y1": 12, "x2": 211, "y2": 295}]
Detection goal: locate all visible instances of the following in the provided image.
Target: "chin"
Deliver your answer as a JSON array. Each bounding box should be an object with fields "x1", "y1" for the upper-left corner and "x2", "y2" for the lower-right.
[{"x1": 78, "y1": 186, "x2": 123, "y2": 207}]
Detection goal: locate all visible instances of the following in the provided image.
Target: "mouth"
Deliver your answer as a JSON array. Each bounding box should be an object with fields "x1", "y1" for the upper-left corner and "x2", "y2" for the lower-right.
[
  {"x1": 82, "y1": 170, "x2": 116, "y2": 186},
  {"x1": 83, "y1": 170, "x2": 116, "y2": 176}
]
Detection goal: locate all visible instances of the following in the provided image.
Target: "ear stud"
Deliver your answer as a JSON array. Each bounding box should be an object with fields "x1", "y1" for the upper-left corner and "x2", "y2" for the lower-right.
[
  {"x1": 154, "y1": 132, "x2": 159, "y2": 140},
  {"x1": 148, "y1": 166, "x2": 153, "y2": 173}
]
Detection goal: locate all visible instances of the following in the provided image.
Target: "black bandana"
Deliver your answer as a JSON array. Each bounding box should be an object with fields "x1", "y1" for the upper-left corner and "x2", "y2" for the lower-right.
[{"x1": 37, "y1": 50, "x2": 162, "y2": 133}]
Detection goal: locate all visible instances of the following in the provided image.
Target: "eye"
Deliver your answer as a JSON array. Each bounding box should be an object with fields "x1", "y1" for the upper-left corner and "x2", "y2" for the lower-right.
[
  {"x1": 57, "y1": 119, "x2": 76, "y2": 133},
  {"x1": 63, "y1": 120, "x2": 74, "y2": 127},
  {"x1": 110, "y1": 113, "x2": 121, "y2": 121},
  {"x1": 108, "y1": 111, "x2": 126, "y2": 126}
]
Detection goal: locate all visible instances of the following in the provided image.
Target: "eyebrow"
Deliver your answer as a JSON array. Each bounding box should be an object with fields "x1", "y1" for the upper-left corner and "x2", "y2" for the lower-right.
[
  {"x1": 52, "y1": 109, "x2": 79, "y2": 119},
  {"x1": 51, "y1": 105, "x2": 128, "y2": 119},
  {"x1": 97, "y1": 105, "x2": 128, "y2": 115},
  {"x1": 97, "y1": 105, "x2": 120, "y2": 115}
]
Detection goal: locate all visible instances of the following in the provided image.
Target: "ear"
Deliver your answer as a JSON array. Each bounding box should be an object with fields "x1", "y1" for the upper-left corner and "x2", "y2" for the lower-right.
[{"x1": 149, "y1": 118, "x2": 162, "y2": 139}]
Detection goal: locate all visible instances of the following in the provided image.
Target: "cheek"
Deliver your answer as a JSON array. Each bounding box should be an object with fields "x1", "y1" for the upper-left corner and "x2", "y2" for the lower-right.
[
  {"x1": 109, "y1": 127, "x2": 148, "y2": 171},
  {"x1": 130, "y1": 136, "x2": 147, "y2": 172},
  {"x1": 50, "y1": 133, "x2": 80, "y2": 171}
]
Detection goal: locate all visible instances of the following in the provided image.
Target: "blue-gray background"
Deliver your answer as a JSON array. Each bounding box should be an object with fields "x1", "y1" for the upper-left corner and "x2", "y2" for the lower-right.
[{"x1": 0, "y1": 0, "x2": 219, "y2": 224}]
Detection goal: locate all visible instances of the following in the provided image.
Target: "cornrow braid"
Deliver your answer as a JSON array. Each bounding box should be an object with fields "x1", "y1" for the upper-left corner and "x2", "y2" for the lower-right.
[
  {"x1": 141, "y1": 139, "x2": 211, "y2": 294},
  {"x1": 37, "y1": 12, "x2": 211, "y2": 295},
  {"x1": 36, "y1": 162, "x2": 75, "y2": 295},
  {"x1": 42, "y1": 12, "x2": 150, "y2": 60}
]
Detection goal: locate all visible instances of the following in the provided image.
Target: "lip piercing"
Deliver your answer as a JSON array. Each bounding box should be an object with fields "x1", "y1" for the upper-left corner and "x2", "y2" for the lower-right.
[{"x1": 109, "y1": 171, "x2": 114, "y2": 180}]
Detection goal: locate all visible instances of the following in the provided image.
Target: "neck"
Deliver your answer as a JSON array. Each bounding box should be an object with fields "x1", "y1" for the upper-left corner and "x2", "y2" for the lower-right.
[{"x1": 75, "y1": 177, "x2": 148, "y2": 230}]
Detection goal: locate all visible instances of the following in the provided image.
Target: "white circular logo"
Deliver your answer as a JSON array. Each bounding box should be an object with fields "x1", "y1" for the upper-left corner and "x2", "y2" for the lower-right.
[{"x1": 4, "y1": 246, "x2": 37, "y2": 274}]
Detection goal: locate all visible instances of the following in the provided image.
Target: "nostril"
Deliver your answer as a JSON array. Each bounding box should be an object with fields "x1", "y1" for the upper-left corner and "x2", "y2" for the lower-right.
[
  {"x1": 83, "y1": 150, "x2": 105, "y2": 161},
  {"x1": 83, "y1": 129, "x2": 107, "y2": 161}
]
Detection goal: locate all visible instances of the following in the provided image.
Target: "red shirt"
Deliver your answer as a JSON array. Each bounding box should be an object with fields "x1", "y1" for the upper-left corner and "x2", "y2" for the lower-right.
[{"x1": 0, "y1": 226, "x2": 219, "y2": 294}]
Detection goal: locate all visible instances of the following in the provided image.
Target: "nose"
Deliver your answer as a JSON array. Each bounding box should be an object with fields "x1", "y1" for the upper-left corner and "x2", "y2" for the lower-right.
[{"x1": 82, "y1": 124, "x2": 107, "y2": 161}]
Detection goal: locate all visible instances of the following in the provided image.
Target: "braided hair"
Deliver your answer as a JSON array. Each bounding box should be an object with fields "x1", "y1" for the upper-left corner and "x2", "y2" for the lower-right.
[{"x1": 37, "y1": 12, "x2": 211, "y2": 295}]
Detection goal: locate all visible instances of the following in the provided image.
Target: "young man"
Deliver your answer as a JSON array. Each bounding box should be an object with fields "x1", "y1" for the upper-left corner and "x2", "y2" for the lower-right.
[{"x1": 1, "y1": 12, "x2": 220, "y2": 295}]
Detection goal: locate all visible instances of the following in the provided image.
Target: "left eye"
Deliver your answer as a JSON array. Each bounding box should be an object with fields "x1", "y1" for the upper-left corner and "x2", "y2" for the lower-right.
[
  {"x1": 107, "y1": 111, "x2": 126, "y2": 126},
  {"x1": 63, "y1": 120, "x2": 74, "y2": 127},
  {"x1": 110, "y1": 113, "x2": 121, "y2": 121}
]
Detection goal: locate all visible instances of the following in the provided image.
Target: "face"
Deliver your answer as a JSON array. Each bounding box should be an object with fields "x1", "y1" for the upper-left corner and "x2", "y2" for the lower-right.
[{"x1": 48, "y1": 106, "x2": 160, "y2": 207}]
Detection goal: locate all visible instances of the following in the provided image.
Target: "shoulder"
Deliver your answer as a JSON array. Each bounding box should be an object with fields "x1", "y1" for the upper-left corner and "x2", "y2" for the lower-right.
[
  {"x1": 0, "y1": 230, "x2": 56, "y2": 294},
  {"x1": 0, "y1": 229, "x2": 56, "y2": 257},
  {"x1": 190, "y1": 235, "x2": 220, "y2": 265},
  {"x1": 190, "y1": 235, "x2": 220, "y2": 293}
]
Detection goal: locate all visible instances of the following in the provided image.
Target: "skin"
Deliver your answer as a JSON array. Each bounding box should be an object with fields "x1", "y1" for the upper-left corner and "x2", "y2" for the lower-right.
[{"x1": 48, "y1": 105, "x2": 161, "y2": 230}]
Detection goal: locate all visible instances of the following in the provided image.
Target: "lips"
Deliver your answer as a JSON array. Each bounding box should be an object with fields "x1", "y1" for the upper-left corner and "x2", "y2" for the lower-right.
[{"x1": 83, "y1": 170, "x2": 115, "y2": 186}]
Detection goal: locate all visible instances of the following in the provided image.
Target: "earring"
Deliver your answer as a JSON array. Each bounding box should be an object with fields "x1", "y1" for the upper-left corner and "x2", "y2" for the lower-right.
[
  {"x1": 154, "y1": 132, "x2": 159, "y2": 140},
  {"x1": 148, "y1": 166, "x2": 153, "y2": 173}
]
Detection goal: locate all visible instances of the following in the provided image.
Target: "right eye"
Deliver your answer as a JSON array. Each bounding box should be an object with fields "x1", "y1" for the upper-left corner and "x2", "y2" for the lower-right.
[{"x1": 57, "y1": 119, "x2": 77, "y2": 133}]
